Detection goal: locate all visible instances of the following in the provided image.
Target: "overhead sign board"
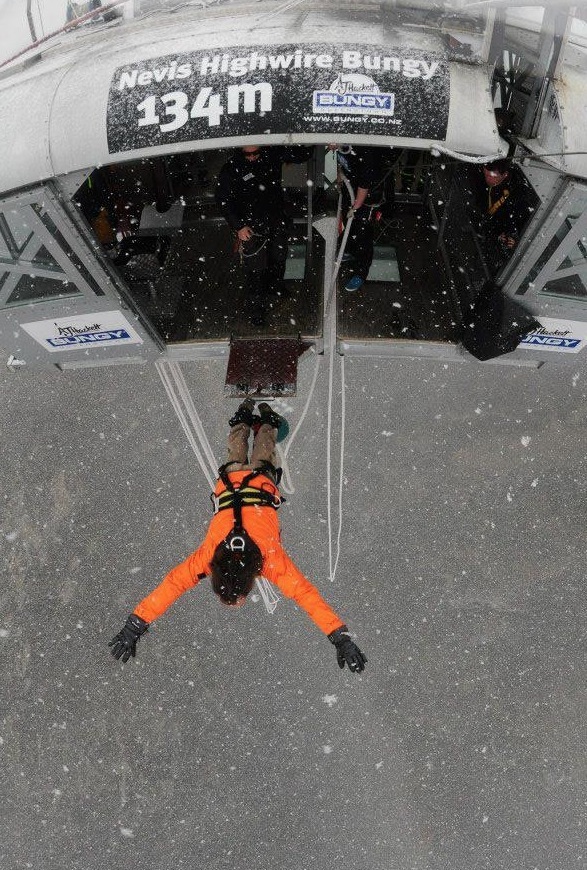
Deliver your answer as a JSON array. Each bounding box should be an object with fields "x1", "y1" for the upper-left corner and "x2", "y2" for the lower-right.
[
  {"x1": 107, "y1": 43, "x2": 450, "y2": 152},
  {"x1": 21, "y1": 311, "x2": 144, "y2": 352}
]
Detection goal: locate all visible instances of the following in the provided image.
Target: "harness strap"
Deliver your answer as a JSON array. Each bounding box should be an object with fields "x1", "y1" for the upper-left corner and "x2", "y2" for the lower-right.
[
  {"x1": 214, "y1": 466, "x2": 282, "y2": 527},
  {"x1": 488, "y1": 186, "x2": 510, "y2": 216},
  {"x1": 216, "y1": 486, "x2": 280, "y2": 512}
]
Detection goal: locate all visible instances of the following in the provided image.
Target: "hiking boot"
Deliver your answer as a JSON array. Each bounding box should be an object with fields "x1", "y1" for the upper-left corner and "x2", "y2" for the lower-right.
[
  {"x1": 255, "y1": 403, "x2": 290, "y2": 442},
  {"x1": 229, "y1": 398, "x2": 256, "y2": 427},
  {"x1": 256, "y1": 402, "x2": 282, "y2": 428}
]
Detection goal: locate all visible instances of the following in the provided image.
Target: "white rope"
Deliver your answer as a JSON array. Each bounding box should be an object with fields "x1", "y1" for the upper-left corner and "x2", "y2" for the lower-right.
[
  {"x1": 325, "y1": 306, "x2": 346, "y2": 584},
  {"x1": 326, "y1": 309, "x2": 336, "y2": 582},
  {"x1": 323, "y1": 185, "x2": 352, "y2": 584},
  {"x1": 277, "y1": 352, "x2": 321, "y2": 496},
  {"x1": 332, "y1": 354, "x2": 346, "y2": 581},
  {"x1": 429, "y1": 145, "x2": 506, "y2": 164},
  {"x1": 166, "y1": 363, "x2": 218, "y2": 474},
  {"x1": 156, "y1": 360, "x2": 280, "y2": 614},
  {"x1": 255, "y1": 575, "x2": 281, "y2": 613},
  {"x1": 323, "y1": 175, "x2": 355, "y2": 327},
  {"x1": 155, "y1": 361, "x2": 216, "y2": 489}
]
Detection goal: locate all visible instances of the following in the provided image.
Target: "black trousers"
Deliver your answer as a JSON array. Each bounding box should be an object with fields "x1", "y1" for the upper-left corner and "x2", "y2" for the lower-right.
[
  {"x1": 241, "y1": 218, "x2": 292, "y2": 300},
  {"x1": 342, "y1": 205, "x2": 374, "y2": 281}
]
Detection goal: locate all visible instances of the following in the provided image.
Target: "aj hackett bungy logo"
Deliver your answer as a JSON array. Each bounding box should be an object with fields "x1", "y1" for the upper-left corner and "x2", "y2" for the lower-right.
[
  {"x1": 314, "y1": 74, "x2": 395, "y2": 117},
  {"x1": 107, "y1": 43, "x2": 449, "y2": 151},
  {"x1": 519, "y1": 324, "x2": 585, "y2": 353},
  {"x1": 519, "y1": 320, "x2": 587, "y2": 353},
  {"x1": 47, "y1": 322, "x2": 131, "y2": 348},
  {"x1": 21, "y1": 312, "x2": 143, "y2": 352}
]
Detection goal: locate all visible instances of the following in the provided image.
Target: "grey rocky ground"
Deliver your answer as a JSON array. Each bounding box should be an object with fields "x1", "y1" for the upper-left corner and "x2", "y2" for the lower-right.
[{"x1": 1, "y1": 353, "x2": 585, "y2": 870}]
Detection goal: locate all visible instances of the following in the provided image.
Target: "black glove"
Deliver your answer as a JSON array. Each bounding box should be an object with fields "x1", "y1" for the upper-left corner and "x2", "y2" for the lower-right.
[
  {"x1": 108, "y1": 614, "x2": 149, "y2": 663},
  {"x1": 328, "y1": 625, "x2": 367, "y2": 673}
]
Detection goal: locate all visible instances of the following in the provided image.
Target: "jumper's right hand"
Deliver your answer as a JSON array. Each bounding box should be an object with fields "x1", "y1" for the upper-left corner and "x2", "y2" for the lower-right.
[
  {"x1": 237, "y1": 226, "x2": 254, "y2": 242},
  {"x1": 109, "y1": 614, "x2": 149, "y2": 663}
]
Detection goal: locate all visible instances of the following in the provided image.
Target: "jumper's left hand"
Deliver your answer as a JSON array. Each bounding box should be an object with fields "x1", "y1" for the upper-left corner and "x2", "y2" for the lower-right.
[{"x1": 328, "y1": 625, "x2": 367, "y2": 673}]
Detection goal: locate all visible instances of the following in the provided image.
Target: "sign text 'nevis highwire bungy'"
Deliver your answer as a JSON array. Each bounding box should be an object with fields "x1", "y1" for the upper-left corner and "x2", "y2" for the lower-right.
[{"x1": 106, "y1": 43, "x2": 450, "y2": 151}]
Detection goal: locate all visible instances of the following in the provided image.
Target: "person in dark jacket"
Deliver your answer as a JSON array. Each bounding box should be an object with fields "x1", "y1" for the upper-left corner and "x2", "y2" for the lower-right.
[
  {"x1": 216, "y1": 145, "x2": 312, "y2": 326},
  {"x1": 329, "y1": 144, "x2": 384, "y2": 292},
  {"x1": 475, "y1": 158, "x2": 536, "y2": 274}
]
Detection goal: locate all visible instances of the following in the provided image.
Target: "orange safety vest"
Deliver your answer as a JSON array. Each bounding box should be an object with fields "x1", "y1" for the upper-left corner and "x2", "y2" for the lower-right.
[{"x1": 134, "y1": 470, "x2": 345, "y2": 636}]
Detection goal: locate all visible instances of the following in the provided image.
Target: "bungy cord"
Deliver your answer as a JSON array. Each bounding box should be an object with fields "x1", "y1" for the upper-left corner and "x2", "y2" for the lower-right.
[
  {"x1": 323, "y1": 177, "x2": 354, "y2": 584},
  {"x1": 156, "y1": 360, "x2": 280, "y2": 613},
  {"x1": 156, "y1": 183, "x2": 353, "y2": 601}
]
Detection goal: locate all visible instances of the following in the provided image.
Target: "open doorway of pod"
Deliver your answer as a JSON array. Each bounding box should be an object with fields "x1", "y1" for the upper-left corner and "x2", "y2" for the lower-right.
[
  {"x1": 72, "y1": 148, "x2": 324, "y2": 342},
  {"x1": 72, "y1": 146, "x2": 537, "y2": 346}
]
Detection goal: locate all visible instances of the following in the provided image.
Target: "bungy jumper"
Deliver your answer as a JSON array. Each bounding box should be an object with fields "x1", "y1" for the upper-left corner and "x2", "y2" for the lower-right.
[{"x1": 109, "y1": 400, "x2": 367, "y2": 675}]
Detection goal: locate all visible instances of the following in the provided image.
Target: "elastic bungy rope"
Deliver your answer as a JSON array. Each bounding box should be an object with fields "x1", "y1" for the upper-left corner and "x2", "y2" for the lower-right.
[
  {"x1": 156, "y1": 360, "x2": 216, "y2": 490},
  {"x1": 323, "y1": 175, "x2": 355, "y2": 325},
  {"x1": 156, "y1": 360, "x2": 279, "y2": 613},
  {"x1": 323, "y1": 179, "x2": 353, "y2": 584},
  {"x1": 333, "y1": 353, "x2": 346, "y2": 582},
  {"x1": 156, "y1": 187, "x2": 351, "y2": 595},
  {"x1": 276, "y1": 353, "x2": 321, "y2": 496}
]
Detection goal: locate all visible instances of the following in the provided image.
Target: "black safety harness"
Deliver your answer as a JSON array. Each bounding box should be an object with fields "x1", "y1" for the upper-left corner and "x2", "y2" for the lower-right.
[{"x1": 212, "y1": 463, "x2": 283, "y2": 552}]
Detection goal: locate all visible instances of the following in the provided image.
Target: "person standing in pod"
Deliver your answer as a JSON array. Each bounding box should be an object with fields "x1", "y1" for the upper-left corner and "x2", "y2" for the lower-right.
[
  {"x1": 329, "y1": 144, "x2": 384, "y2": 293},
  {"x1": 109, "y1": 399, "x2": 367, "y2": 674},
  {"x1": 215, "y1": 145, "x2": 313, "y2": 327},
  {"x1": 474, "y1": 158, "x2": 537, "y2": 274}
]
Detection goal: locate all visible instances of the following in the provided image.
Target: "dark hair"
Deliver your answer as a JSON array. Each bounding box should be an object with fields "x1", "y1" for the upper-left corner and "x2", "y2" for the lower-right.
[
  {"x1": 210, "y1": 534, "x2": 263, "y2": 604},
  {"x1": 485, "y1": 158, "x2": 511, "y2": 174}
]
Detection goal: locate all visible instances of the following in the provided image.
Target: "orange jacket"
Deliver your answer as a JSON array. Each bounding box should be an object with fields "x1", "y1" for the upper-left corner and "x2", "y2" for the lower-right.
[{"x1": 134, "y1": 470, "x2": 345, "y2": 636}]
